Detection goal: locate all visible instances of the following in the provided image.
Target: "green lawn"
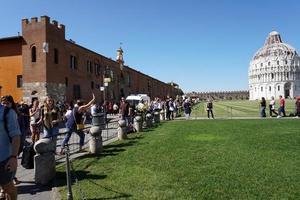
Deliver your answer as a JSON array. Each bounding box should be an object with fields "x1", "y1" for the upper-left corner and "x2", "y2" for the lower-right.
[
  {"x1": 57, "y1": 120, "x2": 300, "y2": 199},
  {"x1": 191, "y1": 100, "x2": 297, "y2": 118}
]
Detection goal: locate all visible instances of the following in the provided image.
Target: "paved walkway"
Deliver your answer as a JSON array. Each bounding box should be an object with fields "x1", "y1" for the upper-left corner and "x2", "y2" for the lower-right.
[{"x1": 16, "y1": 116, "x2": 119, "y2": 200}]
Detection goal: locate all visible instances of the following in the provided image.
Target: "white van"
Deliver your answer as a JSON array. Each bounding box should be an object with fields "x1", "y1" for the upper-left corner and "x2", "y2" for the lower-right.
[{"x1": 126, "y1": 94, "x2": 150, "y2": 106}]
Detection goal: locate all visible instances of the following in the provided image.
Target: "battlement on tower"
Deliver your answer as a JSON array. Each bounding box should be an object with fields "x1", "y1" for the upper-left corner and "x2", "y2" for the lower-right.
[{"x1": 22, "y1": 16, "x2": 65, "y2": 33}]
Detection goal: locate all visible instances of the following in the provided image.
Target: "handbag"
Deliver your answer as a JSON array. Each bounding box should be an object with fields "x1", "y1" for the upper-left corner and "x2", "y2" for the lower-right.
[{"x1": 76, "y1": 124, "x2": 85, "y2": 130}]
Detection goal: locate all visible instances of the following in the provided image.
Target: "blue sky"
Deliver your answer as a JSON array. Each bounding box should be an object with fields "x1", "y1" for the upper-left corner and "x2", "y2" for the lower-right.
[{"x1": 1, "y1": 0, "x2": 300, "y2": 92}]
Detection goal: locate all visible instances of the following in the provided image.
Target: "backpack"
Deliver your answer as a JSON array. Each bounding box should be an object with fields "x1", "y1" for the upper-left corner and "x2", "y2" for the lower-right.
[
  {"x1": 3, "y1": 106, "x2": 12, "y2": 143},
  {"x1": 21, "y1": 142, "x2": 35, "y2": 169}
]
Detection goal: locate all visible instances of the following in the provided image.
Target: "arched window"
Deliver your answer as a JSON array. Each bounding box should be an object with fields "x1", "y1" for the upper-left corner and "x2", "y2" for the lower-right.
[{"x1": 31, "y1": 46, "x2": 36, "y2": 62}]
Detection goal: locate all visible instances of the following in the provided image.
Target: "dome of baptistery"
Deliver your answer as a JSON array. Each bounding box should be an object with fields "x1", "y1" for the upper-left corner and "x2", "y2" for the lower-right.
[{"x1": 248, "y1": 31, "x2": 300, "y2": 100}]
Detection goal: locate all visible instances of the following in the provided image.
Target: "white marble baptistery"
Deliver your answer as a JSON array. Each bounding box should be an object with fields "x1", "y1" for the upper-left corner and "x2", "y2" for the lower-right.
[{"x1": 248, "y1": 31, "x2": 300, "y2": 100}]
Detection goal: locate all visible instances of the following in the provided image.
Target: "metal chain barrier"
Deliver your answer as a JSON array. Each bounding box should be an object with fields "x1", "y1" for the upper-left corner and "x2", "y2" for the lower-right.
[{"x1": 70, "y1": 158, "x2": 88, "y2": 200}]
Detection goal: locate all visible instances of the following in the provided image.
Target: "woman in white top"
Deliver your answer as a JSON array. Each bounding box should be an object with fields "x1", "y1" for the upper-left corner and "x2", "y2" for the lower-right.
[
  {"x1": 269, "y1": 96, "x2": 278, "y2": 117},
  {"x1": 29, "y1": 99, "x2": 42, "y2": 142}
]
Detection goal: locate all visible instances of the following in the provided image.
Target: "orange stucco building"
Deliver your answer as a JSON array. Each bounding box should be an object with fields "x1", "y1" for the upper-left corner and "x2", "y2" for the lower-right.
[{"x1": 0, "y1": 37, "x2": 23, "y2": 101}]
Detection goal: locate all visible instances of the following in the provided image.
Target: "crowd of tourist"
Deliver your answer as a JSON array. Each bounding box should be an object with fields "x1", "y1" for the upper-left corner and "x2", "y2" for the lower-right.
[
  {"x1": 260, "y1": 95, "x2": 300, "y2": 118},
  {"x1": 0, "y1": 93, "x2": 192, "y2": 200},
  {"x1": 3, "y1": 91, "x2": 300, "y2": 199}
]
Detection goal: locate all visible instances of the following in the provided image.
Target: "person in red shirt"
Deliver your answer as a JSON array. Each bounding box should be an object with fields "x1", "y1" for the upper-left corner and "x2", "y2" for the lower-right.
[{"x1": 277, "y1": 95, "x2": 286, "y2": 117}]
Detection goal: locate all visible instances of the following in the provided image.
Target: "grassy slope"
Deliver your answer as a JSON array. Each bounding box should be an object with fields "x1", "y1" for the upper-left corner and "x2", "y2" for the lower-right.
[
  {"x1": 57, "y1": 120, "x2": 300, "y2": 199},
  {"x1": 191, "y1": 100, "x2": 297, "y2": 118}
]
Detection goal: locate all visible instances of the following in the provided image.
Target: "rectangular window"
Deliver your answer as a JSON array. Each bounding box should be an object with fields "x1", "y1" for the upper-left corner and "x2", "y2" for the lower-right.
[
  {"x1": 70, "y1": 56, "x2": 73, "y2": 69},
  {"x1": 91, "y1": 81, "x2": 94, "y2": 89},
  {"x1": 70, "y1": 55, "x2": 77, "y2": 69},
  {"x1": 95, "y1": 64, "x2": 100, "y2": 76},
  {"x1": 73, "y1": 85, "x2": 81, "y2": 99},
  {"x1": 17, "y1": 75, "x2": 23, "y2": 88},
  {"x1": 128, "y1": 74, "x2": 131, "y2": 87},
  {"x1": 261, "y1": 87, "x2": 263, "y2": 92},
  {"x1": 90, "y1": 62, "x2": 93, "y2": 73},
  {"x1": 65, "y1": 77, "x2": 68, "y2": 87},
  {"x1": 269, "y1": 86, "x2": 271, "y2": 92},
  {"x1": 278, "y1": 86, "x2": 280, "y2": 91},
  {"x1": 54, "y1": 48, "x2": 59, "y2": 64},
  {"x1": 86, "y1": 61, "x2": 90, "y2": 72},
  {"x1": 86, "y1": 61, "x2": 93, "y2": 73}
]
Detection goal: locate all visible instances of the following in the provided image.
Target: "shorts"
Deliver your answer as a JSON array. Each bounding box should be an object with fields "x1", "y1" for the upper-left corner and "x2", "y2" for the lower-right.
[{"x1": 0, "y1": 158, "x2": 16, "y2": 186}]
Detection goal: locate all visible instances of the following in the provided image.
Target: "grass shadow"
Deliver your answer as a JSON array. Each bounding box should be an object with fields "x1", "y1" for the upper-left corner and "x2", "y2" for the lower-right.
[
  {"x1": 104, "y1": 140, "x2": 137, "y2": 149},
  {"x1": 55, "y1": 170, "x2": 107, "y2": 187},
  {"x1": 86, "y1": 179, "x2": 132, "y2": 200},
  {"x1": 141, "y1": 127, "x2": 156, "y2": 132}
]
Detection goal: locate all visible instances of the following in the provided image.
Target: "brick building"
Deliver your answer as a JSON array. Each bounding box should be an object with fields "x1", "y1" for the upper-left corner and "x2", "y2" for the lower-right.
[{"x1": 0, "y1": 16, "x2": 183, "y2": 103}]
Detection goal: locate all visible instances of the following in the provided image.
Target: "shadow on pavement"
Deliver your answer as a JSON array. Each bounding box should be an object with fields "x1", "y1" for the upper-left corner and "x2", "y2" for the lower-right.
[{"x1": 17, "y1": 182, "x2": 52, "y2": 195}]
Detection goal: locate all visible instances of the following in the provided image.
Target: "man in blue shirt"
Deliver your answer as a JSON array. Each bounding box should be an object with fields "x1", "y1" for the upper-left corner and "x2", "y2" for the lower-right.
[{"x1": 0, "y1": 104, "x2": 21, "y2": 200}]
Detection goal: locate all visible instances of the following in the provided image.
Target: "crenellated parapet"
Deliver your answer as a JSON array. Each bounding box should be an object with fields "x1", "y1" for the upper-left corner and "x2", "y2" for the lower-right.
[{"x1": 22, "y1": 16, "x2": 65, "y2": 37}]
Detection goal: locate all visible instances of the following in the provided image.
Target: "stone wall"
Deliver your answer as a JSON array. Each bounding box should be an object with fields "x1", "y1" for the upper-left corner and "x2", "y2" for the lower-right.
[
  {"x1": 22, "y1": 82, "x2": 66, "y2": 103},
  {"x1": 186, "y1": 90, "x2": 249, "y2": 101}
]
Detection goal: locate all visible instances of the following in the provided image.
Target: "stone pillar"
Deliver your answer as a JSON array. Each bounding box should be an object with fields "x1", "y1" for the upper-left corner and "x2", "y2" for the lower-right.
[
  {"x1": 118, "y1": 119, "x2": 127, "y2": 140},
  {"x1": 134, "y1": 115, "x2": 142, "y2": 132},
  {"x1": 160, "y1": 110, "x2": 165, "y2": 121},
  {"x1": 146, "y1": 113, "x2": 152, "y2": 128},
  {"x1": 34, "y1": 138, "x2": 56, "y2": 185},
  {"x1": 89, "y1": 126, "x2": 103, "y2": 154},
  {"x1": 154, "y1": 111, "x2": 160, "y2": 124},
  {"x1": 89, "y1": 113, "x2": 105, "y2": 154}
]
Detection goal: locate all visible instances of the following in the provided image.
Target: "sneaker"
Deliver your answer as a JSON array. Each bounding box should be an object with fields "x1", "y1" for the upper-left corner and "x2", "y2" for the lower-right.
[
  {"x1": 59, "y1": 149, "x2": 65, "y2": 155},
  {"x1": 14, "y1": 177, "x2": 21, "y2": 185},
  {"x1": 277, "y1": 115, "x2": 281, "y2": 118}
]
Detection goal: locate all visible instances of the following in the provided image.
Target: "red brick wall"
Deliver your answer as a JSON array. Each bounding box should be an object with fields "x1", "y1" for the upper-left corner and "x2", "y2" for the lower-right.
[{"x1": 20, "y1": 16, "x2": 182, "y2": 103}]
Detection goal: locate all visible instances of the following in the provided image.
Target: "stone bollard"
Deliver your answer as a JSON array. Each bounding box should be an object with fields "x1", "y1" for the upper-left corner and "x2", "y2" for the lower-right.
[
  {"x1": 89, "y1": 113, "x2": 105, "y2": 154},
  {"x1": 118, "y1": 119, "x2": 127, "y2": 140},
  {"x1": 154, "y1": 111, "x2": 160, "y2": 124},
  {"x1": 34, "y1": 138, "x2": 56, "y2": 185},
  {"x1": 134, "y1": 115, "x2": 143, "y2": 132},
  {"x1": 146, "y1": 113, "x2": 153, "y2": 128},
  {"x1": 160, "y1": 110, "x2": 165, "y2": 121}
]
